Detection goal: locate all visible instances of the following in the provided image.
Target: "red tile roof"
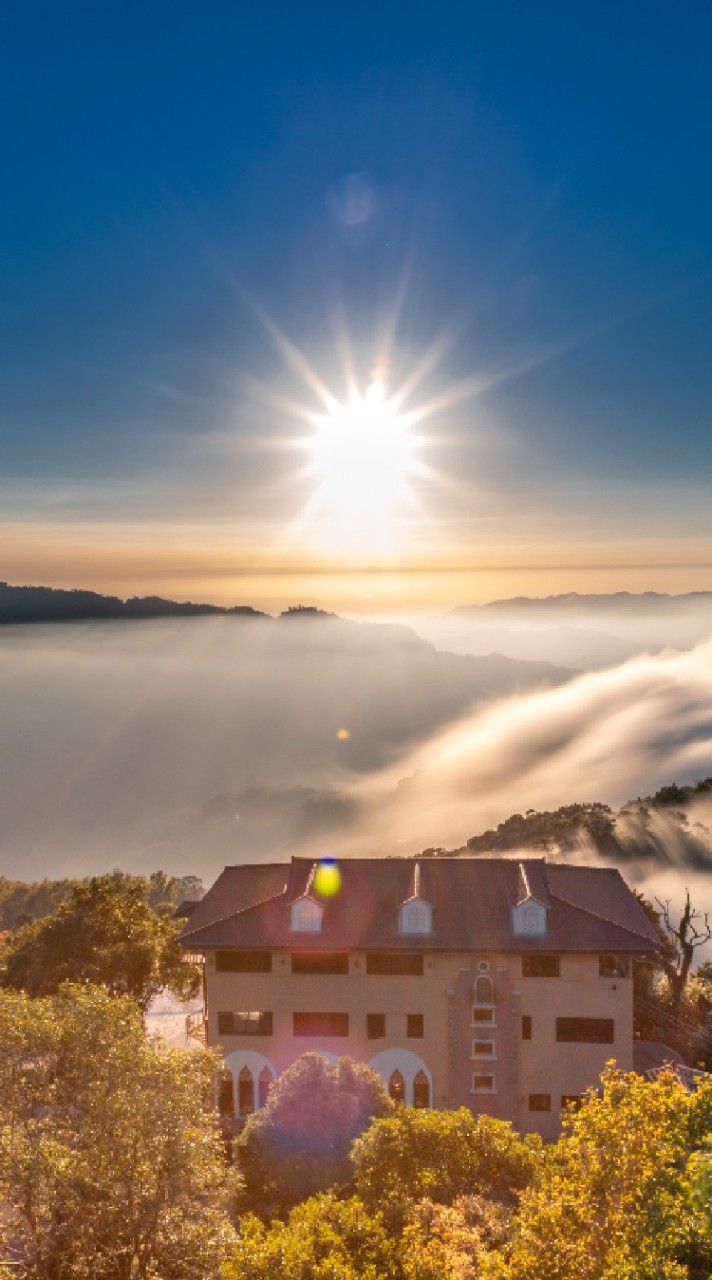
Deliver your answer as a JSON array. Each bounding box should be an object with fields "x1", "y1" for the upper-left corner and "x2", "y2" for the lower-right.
[{"x1": 180, "y1": 856, "x2": 660, "y2": 954}]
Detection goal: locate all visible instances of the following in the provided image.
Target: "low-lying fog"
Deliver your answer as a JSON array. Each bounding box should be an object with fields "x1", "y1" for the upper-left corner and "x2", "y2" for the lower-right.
[{"x1": 1, "y1": 599, "x2": 711, "y2": 927}]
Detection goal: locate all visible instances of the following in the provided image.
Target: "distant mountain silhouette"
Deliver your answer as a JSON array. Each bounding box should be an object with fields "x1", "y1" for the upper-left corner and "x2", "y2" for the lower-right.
[
  {"x1": 450, "y1": 591, "x2": 712, "y2": 616},
  {"x1": 0, "y1": 582, "x2": 266, "y2": 624}
]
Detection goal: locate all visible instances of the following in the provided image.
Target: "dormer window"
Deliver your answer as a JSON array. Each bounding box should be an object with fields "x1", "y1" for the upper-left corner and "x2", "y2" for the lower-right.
[
  {"x1": 291, "y1": 896, "x2": 323, "y2": 932},
  {"x1": 512, "y1": 898, "x2": 547, "y2": 935},
  {"x1": 512, "y1": 862, "x2": 548, "y2": 935},
  {"x1": 399, "y1": 898, "x2": 432, "y2": 935},
  {"x1": 399, "y1": 863, "x2": 432, "y2": 934}
]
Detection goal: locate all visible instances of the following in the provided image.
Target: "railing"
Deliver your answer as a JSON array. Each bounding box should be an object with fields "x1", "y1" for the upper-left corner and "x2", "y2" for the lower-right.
[{"x1": 186, "y1": 1008, "x2": 207, "y2": 1043}]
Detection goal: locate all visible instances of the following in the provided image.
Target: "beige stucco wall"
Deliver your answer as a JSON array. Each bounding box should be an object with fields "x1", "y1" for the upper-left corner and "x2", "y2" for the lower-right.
[{"x1": 205, "y1": 946, "x2": 635, "y2": 1140}]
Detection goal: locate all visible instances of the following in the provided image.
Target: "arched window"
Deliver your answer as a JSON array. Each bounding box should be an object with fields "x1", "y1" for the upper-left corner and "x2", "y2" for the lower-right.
[
  {"x1": 474, "y1": 974, "x2": 494, "y2": 1005},
  {"x1": 218, "y1": 1072, "x2": 234, "y2": 1116},
  {"x1": 389, "y1": 1069, "x2": 405, "y2": 1104},
  {"x1": 413, "y1": 1070, "x2": 429, "y2": 1109},
  {"x1": 238, "y1": 1066, "x2": 255, "y2": 1115},
  {"x1": 258, "y1": 1066, "x2": 273, "y2": 1108}
]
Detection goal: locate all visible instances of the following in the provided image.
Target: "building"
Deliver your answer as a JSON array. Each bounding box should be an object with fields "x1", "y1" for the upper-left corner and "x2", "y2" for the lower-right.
[{"x1": 179, "y1": 855, "x2": 660, "y2": 1139}]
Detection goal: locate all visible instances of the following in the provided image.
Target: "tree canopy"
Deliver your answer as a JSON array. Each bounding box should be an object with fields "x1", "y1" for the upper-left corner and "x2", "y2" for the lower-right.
[
  {"x1": 0, "y1": 984, "x2": 234, "y2": 1279},
  {"x1": 1, "y1": 871, "x2": 199, "y2": 1011},
  {"x1": 352, "y1": 1107, "x2": 542, "y2": 1231},
  {"x1": 236, "y1": 1053, "x2": 393, "y2": 1214}
]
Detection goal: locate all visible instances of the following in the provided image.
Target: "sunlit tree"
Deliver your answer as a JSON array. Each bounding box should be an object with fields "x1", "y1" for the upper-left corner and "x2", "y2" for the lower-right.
[{"x1": 0, "y1": 985, "x2": 234, "y2": 1278}]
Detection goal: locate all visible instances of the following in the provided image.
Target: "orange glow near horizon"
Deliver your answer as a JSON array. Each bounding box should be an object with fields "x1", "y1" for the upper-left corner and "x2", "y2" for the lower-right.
[{"x1": 6, "y1": 520, "x2": 712, "y2": 613}]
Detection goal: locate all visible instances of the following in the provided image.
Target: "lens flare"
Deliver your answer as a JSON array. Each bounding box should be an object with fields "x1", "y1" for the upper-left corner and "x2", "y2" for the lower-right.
[{"x1": 313, "y1": 857, "x2": 341, "y2": 898}]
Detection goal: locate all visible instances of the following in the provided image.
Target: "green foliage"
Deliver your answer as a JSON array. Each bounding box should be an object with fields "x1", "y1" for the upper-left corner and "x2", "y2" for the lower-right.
[
  {"x1": 0, "y1": 869, "x2": 202, "y2": 930},
  {"x1": 352, "y1": 1107, "x2": 541, "y2": 1232},
  {"x1": 466, "y1": 803, "x2": 619, "y2": 856},
  {"x1": 0, "y1": 984, "x2": 234, "y2": 1279},
  {"x1": 224, "y1": 1193, "x2": 400, "y2": 1280},
  {"x1": 1, "y1": 871, "x2": 199, "y2": 1011},
  {"x1": 400, "y1": 1195, "x2": 512, "y2": 1280},
  {"x1": 498, "y1": 1068, "x2": 700, "y2": 1280},
  {"x1": 236, "y1": 1053, "x2": 393, "y2": 1215}
]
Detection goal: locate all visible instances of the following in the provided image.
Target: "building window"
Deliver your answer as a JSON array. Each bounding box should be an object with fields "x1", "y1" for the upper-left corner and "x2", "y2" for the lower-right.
[
  {"x1": 598, "y1": 954, "x2": 629, "y2": 978},
  {"x1": 238, "y1": 1067, "x2": 255, "y2": 1115},
  {"x1": 522, "y1": 1015, "x2": 532, "y2": 1040},
  {"x1": 366, "y1": 953, "x2": 424, "y2": 976},
  {"x1": 292, "y1": 952, "x2": 349, "y2": 975},
  {"x1": 471, "y1": 1007, "x2": 496, "y2": 1026},
  {"x1": 293, "y1": 1012, "x2": 349, "y2": 1037},
  {"x1": 399, "y1": 900, "x2": 432, "y2": 934},
  {"x1": 474, "y1": 974, "x2": 494, "y2": 1005},
  {"x1": 413, "y1": 1070, "x2": 430, "y2": 1108},
  {"x1": 471, "y1": 1039, "x2": 495, "y2": 1059},
  {"x1": 528, "y1": 1093, "x2": 551, "y2": 1112},
  {"x1": 522, "y1": 955, "x2": 560, "y2": 978},
  {"x1": 407, "y1": 1014, "x2": 424, "y2": 1039},
  {"x1": 218, "y1": 1073, "x2": 234, "y2": 1115},
  {"x1": 291, "y1": 897, "x2": 323, "y2": 932},
  {"x1": 471, "y1": 1073, "x2": 496, "y2": 1093},
  {"x1": 512, "y1": 900, "x2": 547, "y2": 935},
  {"x1": 367, "y1": 1013, "x2": 386, "y2": 1039},
  {"x1": 389, "y1": 1069, "x2": 405, "y2": 1103},
  {"x1": 556, "y1": 1017, "x2": 614, "y2": 1043},
  {"x1": 561, "y1": 1095, "x2": 582, "y2": 1111},
  {"x1": 258, "y1": 1067, "x2": 273, "y2": 1108},
  {"x1": 216, "y1": 949, "x2": 272, "y2": 972},
  {"x1": 217, "y1": 1011, "x2": 273, "y2": 1036}
]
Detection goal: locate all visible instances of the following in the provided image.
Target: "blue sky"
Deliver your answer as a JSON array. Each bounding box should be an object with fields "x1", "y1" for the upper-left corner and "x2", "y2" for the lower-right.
[{"x1": 2, "y1": 3, "x2": 712, "y2": 609}]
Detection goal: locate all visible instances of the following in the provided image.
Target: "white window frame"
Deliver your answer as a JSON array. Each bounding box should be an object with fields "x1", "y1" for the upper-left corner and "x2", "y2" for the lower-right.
[
  {"x1": 470, "y1": 1072, "x2": 497, "y2": 1094},
  {"x1": 290, "y1": 896, "x2": 323, "y2": 932},
  {"x1": 471, "y1": 1038, "x2": 496, "y2": 1060},
  {"x1": 470, "y1": 1007, "x2": 496, "y2": 1027}
]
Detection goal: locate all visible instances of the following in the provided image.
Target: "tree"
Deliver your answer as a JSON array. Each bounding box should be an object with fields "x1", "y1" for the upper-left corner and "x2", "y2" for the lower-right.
[
  {"x1": 224, "y1": 1193, "x2": 400, "y2": 1280},
  {"x1": 400, "y1": 1195, "x2": 512, "y2": 1280},
  {"x1": 656, "y1": 889, "x2": 712, "y2": 1014},
  {"x1": 1, "y1": 871, "x2": 199, "y2": 1011},
  {"x1": 236, "y1": 1053, "x2": 393, "y2": 1214},
  {"x1": 0, "y1": 984, "x2": 234, "y2": 1278},
  {"x1": 352, "y1": 1107, "x2": 541, "y2": 1232},
  {"x1": 496, "y1": 1068, "x2": 702, "y2": 1280}
]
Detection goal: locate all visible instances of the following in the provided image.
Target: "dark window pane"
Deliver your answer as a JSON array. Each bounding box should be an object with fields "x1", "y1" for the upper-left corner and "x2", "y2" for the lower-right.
[
  {"x1": 529, "y1": 1093, "x2": 551, "y2": 1112},
  {"x1": 598, "y1": 954, "x2": 629, "y2": 978},
  {"x1": 291, "y1": 952, "x2": 349, "y2": 974},
  {"x1": 556, "y1": 1017, "x2": 614, "y2": 1043},
  {"x1": 258, "y1": 1068, "x2": 273, "y2": 1108},
  {"x1": 473, "y1": 1074, "x2": 494, "y2": 1090},
  {"x1": 522, "y1": 955, "x2": 560, "y2": 978},
  {"x1": 522, "y1": 1015, "x2": 532, "y2": 1040},
  {"x1": 561, "y1": 1095, "x2": 582, "y2": 1111},
  {"x1": 218, "y1": 1074, "x2": 234, "y2": 1115},
  {"x1": 293, "y1": 1012, "x2": 349, "y2": 1037},
  {"x1": 366, "y1": 953, "x2": 424, "y2": 976},
  {"x1": 216, "y1": 950, "x2": 272, "y2": 972},
  {"x1": 389, "y1": 1070, "x2": 405, "y2": 1102},
  {"x1": 474, "y1": 975, "x2": 494, "y2": 1004},
  {"x1": 473, "y1": 1008, "x2": 494, "y2": 1023},
  {"x1": 413, "y1": 1070, "x2": 429, "y2": 1108},
  {"x1": 367, "y1": 1013, "x2": 386, "y2": 1039},
  {"x1": 407, "y1": 1014, "x2": 424, "y2": 1038},
  {"x1": 217, "y1": 1011, "x2": 272, "y2": 1036},
  {"x1": 238, "y1": 1067, "x2": 255, "y2": 1115}
]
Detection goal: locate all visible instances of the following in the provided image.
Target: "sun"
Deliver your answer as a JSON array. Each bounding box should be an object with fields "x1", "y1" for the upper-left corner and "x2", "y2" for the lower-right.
[{"x1": 307, "y1": 381, "x2": 417, "y2": 552}]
